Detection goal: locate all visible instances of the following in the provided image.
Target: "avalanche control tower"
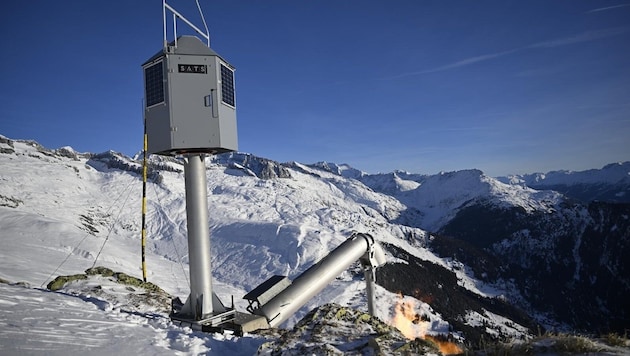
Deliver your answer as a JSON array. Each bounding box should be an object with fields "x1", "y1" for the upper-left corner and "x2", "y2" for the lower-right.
[
  {"x1": 142, "y1": 1, "x2": 237, "y2": 328},
  {"x1": 142, "y1": 1, "x2": 387, "y2": 334}
]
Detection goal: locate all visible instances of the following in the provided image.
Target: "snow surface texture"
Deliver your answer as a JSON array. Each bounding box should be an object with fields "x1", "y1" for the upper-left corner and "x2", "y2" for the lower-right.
[
  {"x1": 3, "y1": 135, "x2": 616, "y2": 354},
  {"x1": 0, "y1": 281, "x2": 263, "y2": 355}
]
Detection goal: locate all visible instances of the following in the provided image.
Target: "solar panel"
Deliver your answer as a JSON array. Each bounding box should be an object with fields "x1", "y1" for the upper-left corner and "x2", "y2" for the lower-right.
[
  {"x1": 220, "y1": 64, "x2": 235, "y2": 107},
  {"x1": 145, "y1": 61, "x2": 165, "y2": 107}
]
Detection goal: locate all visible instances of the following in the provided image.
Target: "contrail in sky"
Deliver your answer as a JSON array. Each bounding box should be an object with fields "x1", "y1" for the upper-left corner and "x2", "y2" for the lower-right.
[
  {"x1": 586, "y1": 4, "x2": 630, "y2": 13},
  {"x1": 387, "y1": 27, "x2": 629, "y2": 79}
]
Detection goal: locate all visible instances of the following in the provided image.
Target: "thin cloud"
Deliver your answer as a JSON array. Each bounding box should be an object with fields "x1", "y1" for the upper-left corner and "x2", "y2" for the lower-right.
[
  {"x1": 386, "y1": 48, "x2": 519, "y2": 78},
  {"x1": 528, "y1": 27, "x2": 629, "y2": 48},
  {"x1": 587, "y1": 4, "x2": 630, "y2": 13},
  {"x1": 425, "y1": 125, "x2": 497, "y2": 133},
  {"x1": 417, "y1": 48, "x2": 519, "y2": 74},
  {"x1": 386, "y1": 27, "x2": 629, "y2": 79}
]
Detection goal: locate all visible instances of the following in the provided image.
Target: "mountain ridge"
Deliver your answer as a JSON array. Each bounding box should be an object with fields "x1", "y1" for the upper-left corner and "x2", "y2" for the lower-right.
[{"x1": 1, "y1": 133, "x2": 628, "y2": 352}]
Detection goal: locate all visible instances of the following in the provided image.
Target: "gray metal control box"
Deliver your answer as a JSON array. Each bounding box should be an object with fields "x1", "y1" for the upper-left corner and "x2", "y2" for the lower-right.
[{"x1": 142, "y1": 35, "x2": 238, "y2": 155}]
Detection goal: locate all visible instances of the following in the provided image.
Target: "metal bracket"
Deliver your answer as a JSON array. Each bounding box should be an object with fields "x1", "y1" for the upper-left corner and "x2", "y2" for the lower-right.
[{"x1": 163, "y1": 0, "x2": 210, "y2": 49}]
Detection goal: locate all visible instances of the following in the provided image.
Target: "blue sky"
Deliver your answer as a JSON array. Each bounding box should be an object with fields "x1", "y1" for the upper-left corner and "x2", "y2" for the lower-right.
[{"x1": 1, "y1": 1, "x2": 629, "y2": 176}]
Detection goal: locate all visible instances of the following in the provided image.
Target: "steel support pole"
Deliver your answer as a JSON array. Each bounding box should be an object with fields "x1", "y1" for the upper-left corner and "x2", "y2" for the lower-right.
[
  {"x1": 183, "y1": 154, "x2": 213, "y2": 320},
  {"x1": 364, "y1": 268, "x2": 376, "y2": 316}
]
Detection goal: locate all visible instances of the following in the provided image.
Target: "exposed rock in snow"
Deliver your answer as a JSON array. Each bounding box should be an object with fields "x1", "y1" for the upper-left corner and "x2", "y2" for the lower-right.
[{"x1": 256, "y1": 303, "x2": 442, "y2": 356}]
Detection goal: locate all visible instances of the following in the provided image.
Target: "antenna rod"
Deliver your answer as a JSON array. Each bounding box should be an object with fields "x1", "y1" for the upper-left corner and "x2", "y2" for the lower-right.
[
  {"x1": 162, "y1": 0, "x2": 167, "y2": 48},
  {"x1": 195, "y1": 0, "x2": 210, "y2": 46}
]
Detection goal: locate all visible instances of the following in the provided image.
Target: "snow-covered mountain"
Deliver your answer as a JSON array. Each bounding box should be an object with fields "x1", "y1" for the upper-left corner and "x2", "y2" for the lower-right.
[
  {"x1": 497, "y1": 162, "x2": 630, "y2": 203},
  {"x1": 312, "y1": 164, "x2": 563, "y2": 232},
  {"x1": 310, "y1": 160, "x2": 630, "y2": 335},
  {"x1": 502, "y1": 162, "x2": 630, "y2": 186},
  {"x1": 1, "y1": 134, "x2": 628, "y2": 354},
  {"x1": 437, "y1": 196, "x2": 630, "y2": 332},
  {"x1": 0, "y1": 135, "x2": 533, "y2": 354}
]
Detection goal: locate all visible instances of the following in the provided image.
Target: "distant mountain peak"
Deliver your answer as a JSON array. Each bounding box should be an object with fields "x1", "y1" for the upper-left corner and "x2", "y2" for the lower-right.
[
  {"x1": 498, "y1": 161, "x2": 630, "y2": 203},
  {"x1": 309, "y1": 161, "x2": 365, "y2": 179},
  {"x1": 204, "y1": 152, "x2": 291, "y2": 179}
]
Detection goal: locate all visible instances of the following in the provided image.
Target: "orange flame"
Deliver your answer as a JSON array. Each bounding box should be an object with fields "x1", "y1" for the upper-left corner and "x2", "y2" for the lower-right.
[
  {"x1": 426, "y1": 335, "x2": 463, "y2": 355},
  {"x1": 389, "y1": 294, "x2": 463, "y2": 355},
  {"x1": 389, "y1": 294, "x2": 428, "y2": 339}
]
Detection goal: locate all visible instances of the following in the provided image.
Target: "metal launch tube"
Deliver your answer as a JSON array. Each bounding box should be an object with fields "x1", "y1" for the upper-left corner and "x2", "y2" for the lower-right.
[{"x1": 253, "y1": 233, "x2": 385, "y2": 327}]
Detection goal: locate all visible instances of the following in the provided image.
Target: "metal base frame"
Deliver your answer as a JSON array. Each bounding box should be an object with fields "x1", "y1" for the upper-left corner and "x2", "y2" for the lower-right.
[{"x1": 171, "y1": 309, "x2": 236, "y2": 332}]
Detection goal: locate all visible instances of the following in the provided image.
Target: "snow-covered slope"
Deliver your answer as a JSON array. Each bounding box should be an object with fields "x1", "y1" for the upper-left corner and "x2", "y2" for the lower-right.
[
  {"x1": 3, "y1": 134, "x2": 628, "y2": 353},
  {"x1": 0, "y1": 137, "x2": 417, "y2": 307},
  {"x1": 2, "y1": 135, "x2": 531, "y2": 354}
]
